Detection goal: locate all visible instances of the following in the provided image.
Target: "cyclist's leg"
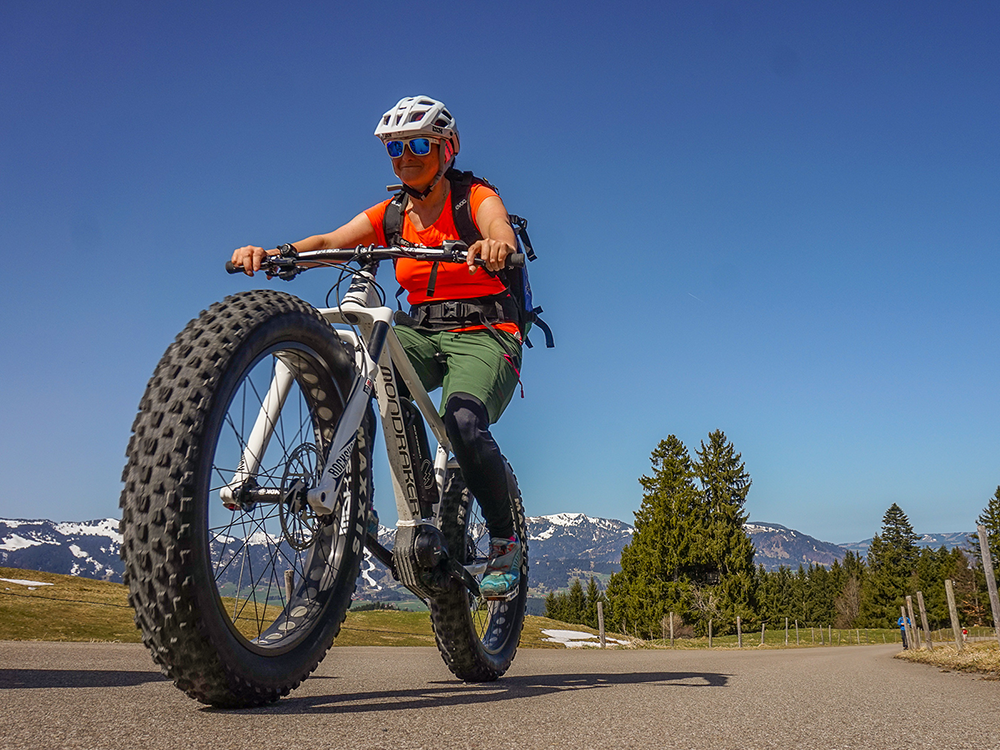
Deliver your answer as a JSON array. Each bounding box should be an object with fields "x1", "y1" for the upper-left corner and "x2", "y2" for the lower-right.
[
  {"x1": 437, "y1": 330, "x2": 522, "y2": 539},
  {"x1": 443, "y1": 392, "x2": 514, "y2": 539},
  {"x1": 392, "y1": 324, "x2": 445, "y2": 396}
]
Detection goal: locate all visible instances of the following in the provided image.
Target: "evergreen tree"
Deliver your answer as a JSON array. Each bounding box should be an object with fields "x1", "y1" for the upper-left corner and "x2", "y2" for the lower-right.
[
  {"x1": 833, "y1": 551, "x2": 866, "y2": 629},
  {"x1": 583, "y1": 576, "x2": 604, "y2": 629},
  {"x1": 858, "y1": 503, "x2": 919, "y2": 627},
  {"x1": 565, "y1": 578, "x2": 586, "y2": 624},
  {"x1": 950, "y1": 548, "x2": 987, "y2": 625},
  {"x1": 693, "y1": 430, "x2": 757, "y2": 630},
  {"x1": 545, "y1": 590, "x2": 568, "y2": 623},
  {"x1": 606, "y1": 435, "x2": 701, "y2": 634},
  {"x1": 974, "y1": 486, "x2": 1000, "y2": 571}
]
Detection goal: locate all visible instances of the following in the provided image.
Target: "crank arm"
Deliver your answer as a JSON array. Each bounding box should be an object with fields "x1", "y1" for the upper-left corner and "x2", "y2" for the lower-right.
[{"x1": 448, "y1": 558, "x2": 481, "y2": 598}]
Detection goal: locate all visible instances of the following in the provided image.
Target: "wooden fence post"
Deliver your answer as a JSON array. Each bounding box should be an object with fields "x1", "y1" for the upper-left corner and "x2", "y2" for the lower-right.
[
  {"x1": 795, "y1": 620, "x2": 799, "y2": 645},
  {"x1": 944, "y1": 579, "x2": 963, "y2": 653},
  {"x1": 669, "y1": 611, "x2": 674, "y2": 648},
  {"x1": 761, "y1": 621, "x2": 765, "y2": 646},
  {"x1": 737, "y1": 616, "x2": 742, "y2": 648},
  {"x1": 916, "y1": 591, "x2": 933, "y2": 651},
  {"x1": 906, "y1": 596, "x2": 921, "y2": 649},
  {"x1": 597, "y1": 601, "x2": 605, "y2": 649},
  {"x1": 708, "y1": 619, "x2": 713, "y2": 648},
  {"x1": 785, "y1": 617, "x2": 789, "y2": 646},
  {"x1": 977, "y1": 524, "x2": 1000, "y2": 647}
]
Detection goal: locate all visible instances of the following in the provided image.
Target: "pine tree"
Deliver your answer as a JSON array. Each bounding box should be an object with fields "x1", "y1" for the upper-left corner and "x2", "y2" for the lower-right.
[
  {"x1": 544, "y1": 591, "x2": 563, "y2": 622},
  {"x1": 967, "y1": 486, "x2": 1000, "y2": 623},
  {"x1": 583, "y1": 576, "x2": 604, "y2": 629},
  {"x1": 833, "y1": 551, "x2": 866, "y2": 629},
  {"x1": 974, "y1": 486, "x2": 1000, "y2": 570},
  {"x1": 693, "y1": 430, "x2": 757, "y2": 631},
  {"x1": 565, "y1": 578, "x2": 586, "y2": 624},
  {"x1": 606, "y1": 435, "x2": 701, "y2": 635},
  {"x1": 858, "y1": 503, "x2": 919, "y2": 627}
]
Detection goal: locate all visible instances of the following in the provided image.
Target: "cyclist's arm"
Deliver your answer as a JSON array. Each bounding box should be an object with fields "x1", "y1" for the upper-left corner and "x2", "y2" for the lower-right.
[
  {"x1": 231, "y1": 212, "x2": 378, "y2": 276},
  {"x1": 466, "y1": 195, "x2": 517, "y2": 273}
]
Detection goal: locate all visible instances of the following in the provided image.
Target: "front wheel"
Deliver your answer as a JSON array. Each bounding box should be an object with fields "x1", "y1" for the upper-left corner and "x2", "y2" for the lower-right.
[
  {"x1": 119, "y1": 290, "x2": 371, "y2": 707},
  {"x1": 429, "y1": 463, "x2": 529, "y2": 681}
]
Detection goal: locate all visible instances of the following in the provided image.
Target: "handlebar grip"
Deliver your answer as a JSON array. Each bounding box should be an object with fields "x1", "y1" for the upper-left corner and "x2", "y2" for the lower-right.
[
  {"x1": 507, "y1": 253, "x2": 525, "y2": 269},
  {"x1": 225, "y1": 261, "x2": 241, "y2": 274}
]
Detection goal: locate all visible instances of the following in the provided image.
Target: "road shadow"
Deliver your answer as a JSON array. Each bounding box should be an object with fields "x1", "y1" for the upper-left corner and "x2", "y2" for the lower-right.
[
  {"x1": 211, "y1": 670, "x2": 730, "y2": 716},
  {"x1": 0, "y1": 668, "x2": 167, "y2": 690}
]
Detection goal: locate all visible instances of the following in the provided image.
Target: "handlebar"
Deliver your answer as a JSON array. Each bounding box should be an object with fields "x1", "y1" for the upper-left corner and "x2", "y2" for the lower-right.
[{"x1": 226, "y1": 241, "x2": 525, "y2": 279}]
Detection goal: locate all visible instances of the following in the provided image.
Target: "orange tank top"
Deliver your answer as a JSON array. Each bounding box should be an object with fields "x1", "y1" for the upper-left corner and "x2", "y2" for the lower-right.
[{"x1": 363, "y1": 183, "x2": 519, "y2": 337}]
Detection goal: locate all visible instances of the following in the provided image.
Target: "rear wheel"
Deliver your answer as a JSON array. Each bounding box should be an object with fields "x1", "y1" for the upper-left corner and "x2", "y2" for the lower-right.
[
  {"x1": 119, "y1": 290, "x2": 370, "y2": 707},
  {"x1": 429, "y1": 463, "x2": 528, "y2": 681}
]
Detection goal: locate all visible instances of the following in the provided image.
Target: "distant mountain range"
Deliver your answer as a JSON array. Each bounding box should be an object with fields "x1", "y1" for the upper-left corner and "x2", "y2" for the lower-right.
[{"x1": 0, "y1": 515, "x2": 975, "y2": 597}]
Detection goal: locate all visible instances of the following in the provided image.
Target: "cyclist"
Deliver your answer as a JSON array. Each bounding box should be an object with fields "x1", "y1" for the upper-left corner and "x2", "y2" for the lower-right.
[{"x1": 231, "y1": 95, "x2": 523, "y2": 599}]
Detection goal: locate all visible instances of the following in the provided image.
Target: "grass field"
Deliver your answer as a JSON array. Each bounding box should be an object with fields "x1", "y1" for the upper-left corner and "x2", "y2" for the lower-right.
[{"x1": 0, "y1": 567, "x2": 595, "y2": 648}]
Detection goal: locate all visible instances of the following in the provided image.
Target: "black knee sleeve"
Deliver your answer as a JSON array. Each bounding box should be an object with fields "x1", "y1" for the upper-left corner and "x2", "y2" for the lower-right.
[{"x1": 443, "y1": 392, "x2": 514, "y2": 539}]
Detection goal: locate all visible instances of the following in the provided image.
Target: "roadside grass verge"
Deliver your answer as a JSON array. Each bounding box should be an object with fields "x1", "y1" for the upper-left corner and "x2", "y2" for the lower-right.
[{"x1": 895, "y1": 641, "x2": 1000, "y2": 679}]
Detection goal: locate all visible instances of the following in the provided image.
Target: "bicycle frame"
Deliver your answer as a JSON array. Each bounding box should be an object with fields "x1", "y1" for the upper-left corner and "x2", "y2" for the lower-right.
[{"x1": 222, "y1": 260, "x2": 452, "y2": 534}]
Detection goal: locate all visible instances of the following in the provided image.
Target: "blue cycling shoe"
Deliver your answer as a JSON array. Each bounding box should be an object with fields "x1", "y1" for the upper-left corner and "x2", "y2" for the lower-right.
[{"x1": 479, "y1": 536, "x2": 522, "y2": 600}]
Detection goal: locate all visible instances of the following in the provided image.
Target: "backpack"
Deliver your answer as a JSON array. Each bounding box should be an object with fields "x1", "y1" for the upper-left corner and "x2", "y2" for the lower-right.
[{"x1": 383, "y1": 168, "x2": 554, "y2": 349}]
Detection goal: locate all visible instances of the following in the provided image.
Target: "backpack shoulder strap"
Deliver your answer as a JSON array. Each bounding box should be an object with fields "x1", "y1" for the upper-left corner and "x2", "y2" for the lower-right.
[
  {"x1": 383, "y1": 191, "x2": 408, "y2": 247},
  {"x1": 447, "y1": 168, "x2": 483, "y2": 245}
]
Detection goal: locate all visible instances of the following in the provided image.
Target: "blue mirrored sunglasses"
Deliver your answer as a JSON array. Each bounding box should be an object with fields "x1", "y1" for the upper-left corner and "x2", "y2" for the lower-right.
[{"x1": 385, "y1": 137, "x2": 434, "y2": 158}]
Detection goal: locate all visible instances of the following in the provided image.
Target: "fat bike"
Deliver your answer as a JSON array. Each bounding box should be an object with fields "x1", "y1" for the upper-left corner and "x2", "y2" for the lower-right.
[{"x1": 119, "y1": 243, "x2": 529, "y2": 707}]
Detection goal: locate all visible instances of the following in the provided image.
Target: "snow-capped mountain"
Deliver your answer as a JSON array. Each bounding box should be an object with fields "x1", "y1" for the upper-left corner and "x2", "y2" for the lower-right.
[
  {"x1": 0, "y1": 515, "x2": 975, "y2": 595},
  {"x1": 0, "y1": 519, "x2": 122, "y2": 581}
]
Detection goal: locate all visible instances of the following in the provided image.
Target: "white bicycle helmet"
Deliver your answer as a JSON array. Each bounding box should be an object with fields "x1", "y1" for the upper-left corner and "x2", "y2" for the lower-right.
[{"x1": 375, "y1": 95, "x2": 460, "y2": 158}]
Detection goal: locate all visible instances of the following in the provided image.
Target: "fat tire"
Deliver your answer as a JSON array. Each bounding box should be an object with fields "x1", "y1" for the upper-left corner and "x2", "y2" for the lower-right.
[
  {"x1": 119, "y1": 289, "x2": 370, "y2": 707},
  {"x1": 429, "y1": 464, "x2": 528, "y2": 681}
]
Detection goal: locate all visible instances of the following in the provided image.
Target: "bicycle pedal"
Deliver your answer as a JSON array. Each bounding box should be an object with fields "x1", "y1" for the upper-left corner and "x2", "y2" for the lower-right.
[{"x1": 481, "y1": 583, "x2": 519, "y2": 602}]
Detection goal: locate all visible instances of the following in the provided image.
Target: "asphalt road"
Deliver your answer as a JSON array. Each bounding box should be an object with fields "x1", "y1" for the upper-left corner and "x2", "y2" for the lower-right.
[{"x1": 1, "y1": 641, "x2": 997, "y2": 749}]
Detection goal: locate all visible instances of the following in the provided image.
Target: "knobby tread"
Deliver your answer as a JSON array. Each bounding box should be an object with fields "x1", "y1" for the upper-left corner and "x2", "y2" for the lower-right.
[
  {"x1": 119, "y1": 290, "x2": 369, "y2": 707},
  {"x1": 429, "y1": 464, "x2": 529, "y2": 681}
]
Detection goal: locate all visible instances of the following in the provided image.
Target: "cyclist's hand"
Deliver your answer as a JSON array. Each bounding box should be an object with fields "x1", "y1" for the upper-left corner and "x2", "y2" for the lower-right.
[
  {"x1": 231, "y1": 245, "x2": 269, "y2": 276},
  {"x1": 466, "y1": 238, "x2": 513, "y2": 274}
]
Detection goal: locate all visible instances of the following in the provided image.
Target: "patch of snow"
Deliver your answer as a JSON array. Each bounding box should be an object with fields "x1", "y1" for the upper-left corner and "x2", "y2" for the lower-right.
[
  {"x1": 541, "y1": 628, "x2": 627, "y2": 648},
  {"x1": 530, "y1": 527, "x2": 555, "y2": 542},
  {"x1": 1, "y1": 578, "x2": 53, "y2": 587},
  {"x1": 54, "y1": 519, "x2": 122, "y2": 541},
  {"x1": 246, "y1": 530, "x2": 281, "y2": 546},
  {"x1": 545, "y1": 513, "x2": 589, "y2": 527},
  {"x1": 0, "y1": 520, "x2": 39, "y2": 529},
  {"x1": 69, "y1": 544, "x2": 89, "y2": 559},
  {"x1": 0, "y1": 534, "x2": 43, "y2": 551},
  {"x1": 360, "y1": 555, "x2": 381, "y2": 590}
]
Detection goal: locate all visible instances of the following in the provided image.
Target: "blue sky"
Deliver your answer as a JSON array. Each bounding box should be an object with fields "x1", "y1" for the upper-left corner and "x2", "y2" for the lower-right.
[{"x1": 1, "y1": 1, "x2": 997, "y2": 544}]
